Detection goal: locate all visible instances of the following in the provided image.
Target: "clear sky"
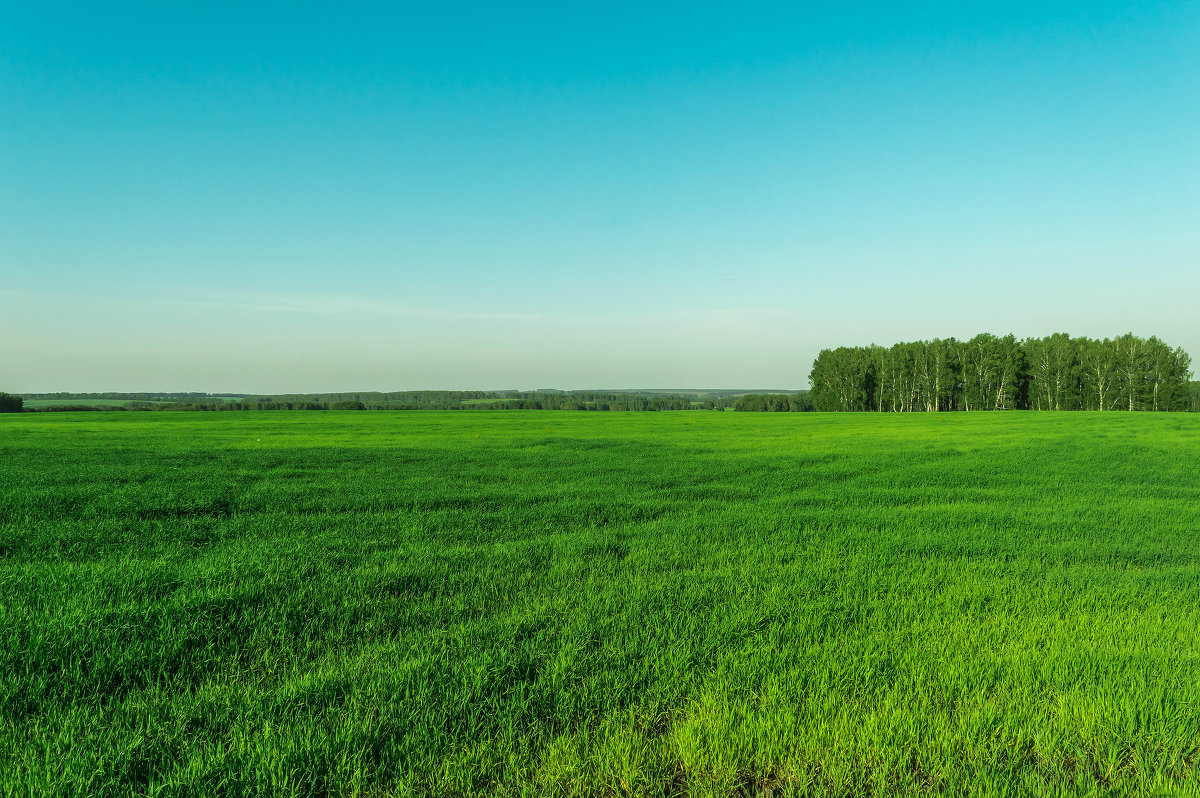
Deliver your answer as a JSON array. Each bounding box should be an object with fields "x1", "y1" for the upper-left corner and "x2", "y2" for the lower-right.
[{"x1": 3, "y1": 2, "x2": 1197, "y2": 392}]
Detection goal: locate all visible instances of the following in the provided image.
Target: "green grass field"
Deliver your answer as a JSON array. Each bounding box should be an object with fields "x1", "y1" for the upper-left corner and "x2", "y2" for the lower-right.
[{"x1": 2, "y1": 411, "x2": 1199, "y2": 797}]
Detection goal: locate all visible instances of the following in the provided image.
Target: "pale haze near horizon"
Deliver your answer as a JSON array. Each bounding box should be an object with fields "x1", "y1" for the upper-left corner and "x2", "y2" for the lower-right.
[{"x1": 3, "y1": 3, "x2": 1197, "y2": 394}]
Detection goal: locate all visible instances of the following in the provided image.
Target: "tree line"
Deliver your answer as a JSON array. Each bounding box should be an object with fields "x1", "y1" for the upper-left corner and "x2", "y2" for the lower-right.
[
  {"x1": 732, "y1": 393, "x2": 814, "y2": 412},
  {"x1": 8, "y1": 390, "x2": 742, "y2": 413},
  {"x1": 219, "y1": 391, "x2": 728, "y2": 411},
  {"x1": 809, "y1": 333, "x2": 1193, "y2": 412},
  {"x1": 9, "y1": 366, "x2": 1197, "y2": 414},
  {"x1": 24, "y1": 391, "x2": 243, "y2": 401}
]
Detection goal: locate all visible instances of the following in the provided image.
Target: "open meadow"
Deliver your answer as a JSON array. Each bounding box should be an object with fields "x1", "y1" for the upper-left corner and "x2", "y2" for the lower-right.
[{"x1": 2, "y1": 410, "x2": 1199, "y2": 797}]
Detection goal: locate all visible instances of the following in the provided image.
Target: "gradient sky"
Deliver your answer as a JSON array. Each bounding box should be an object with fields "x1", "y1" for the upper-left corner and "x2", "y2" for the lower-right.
[{"x1": 3, "y1": 2, "x2": 1197, "y2": 392}]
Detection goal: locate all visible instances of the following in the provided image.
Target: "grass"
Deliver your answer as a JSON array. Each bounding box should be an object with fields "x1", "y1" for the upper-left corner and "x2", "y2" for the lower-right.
[{"x1": 2, "y1": 410, "x2": 1199, "y2": 797}]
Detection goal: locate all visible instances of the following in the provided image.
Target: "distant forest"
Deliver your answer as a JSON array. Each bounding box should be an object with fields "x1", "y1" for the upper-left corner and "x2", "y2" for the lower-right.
[
  {"x1": 4, "y1": 390, "x2": 762, "y2": 413},
  {"x1": 809, "y1": 333, "x2": 1195, "y2": 412}
]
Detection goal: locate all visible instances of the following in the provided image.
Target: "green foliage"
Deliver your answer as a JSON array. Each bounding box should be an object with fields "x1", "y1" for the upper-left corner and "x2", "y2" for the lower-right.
[
  {"x1": 24, "y1": 398, "x2": 159, "y2": 409},
  {"x1": 733, "y1": 392, "x2": 813, "y2": 412},
  {"x1": 0, "y1": 392, "x2": 23, "y2": 412},
  {"x1": 2, "y1": 411, "x2": 1200, "y2": 796},
  {"x1": 18, "y1": 391, "x2": 742, "y2": 413},
  {"x1": 811, "y1": 333, "x2": 1192, "y2": 411}
]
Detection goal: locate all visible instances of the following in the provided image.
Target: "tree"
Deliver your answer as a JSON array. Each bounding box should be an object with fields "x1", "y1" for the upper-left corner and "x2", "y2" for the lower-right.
[
  {"x1": 1114, "y1": 332, "x2": 1149, "y2": 411},
  {"x1": 912, "y1": 339, "x2": 955, "y2": 412},
  {"x1": 0, "y1": 393, "x2": 22, "y2": 413},
  {"x1": 1079, "y1": 337, "x2": 1116, "y2": 411},
  {"x1": 992, "y1": 334, "x2": 1027, "y2": 410},
  {"x1": 1146, "y1": 337, "x2": 1191, "y2": 412},
  {"x1": 1026, "y1": 333, "x2": 1079, "y2": 411}
]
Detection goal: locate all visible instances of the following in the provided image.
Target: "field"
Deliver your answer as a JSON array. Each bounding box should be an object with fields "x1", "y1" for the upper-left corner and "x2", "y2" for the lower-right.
[{"x1": 2, "y1": 411, "x2": 1199, "y2": 797}]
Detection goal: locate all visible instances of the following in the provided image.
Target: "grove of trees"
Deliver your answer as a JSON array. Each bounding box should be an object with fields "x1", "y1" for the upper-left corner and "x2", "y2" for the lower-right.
[
  {"x1": 810, "y1": 333, "x2": 1192, "y2": 412},
  {"x1": 733, "y1": 392, "x2": 813, "y2": 412},
  {"x1": 0, "y1": 393, "x2": 23, "y2": 412}
]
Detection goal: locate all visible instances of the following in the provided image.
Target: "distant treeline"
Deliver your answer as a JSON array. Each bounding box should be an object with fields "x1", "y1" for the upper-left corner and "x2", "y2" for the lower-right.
[
  {"x1": 10, "y1": 367, "x2": 1197, "y2": 414},
  {"x1": 24, "y1": 391, "x2": 244, "y2": 401},
  {"x1": 731, "y1": 393, "x2": 814, "y2": 412},
  {"x1": 224, "y1": 392, "x2": 723, "y2": 411},
  {"x1": 11, "y1": 390, "x2": 744, "y2": 413},
  {"x1": 810, "y1": 333, "x2": 1194, "y2": 412},
  {"x1": 462, "y1": 392, "x2": 730, "y2": 411}
]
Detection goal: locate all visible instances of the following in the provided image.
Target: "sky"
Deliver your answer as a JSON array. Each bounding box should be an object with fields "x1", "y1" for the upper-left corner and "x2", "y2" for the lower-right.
[{"x1": 2, "y1": 2, "x2": 1197, "y2": 392}]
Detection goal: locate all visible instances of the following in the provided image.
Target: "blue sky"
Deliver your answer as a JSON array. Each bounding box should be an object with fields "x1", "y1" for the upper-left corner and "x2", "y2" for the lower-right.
[{"x1": 3, "y1": 2, "x2": 1197, "y2": 391}]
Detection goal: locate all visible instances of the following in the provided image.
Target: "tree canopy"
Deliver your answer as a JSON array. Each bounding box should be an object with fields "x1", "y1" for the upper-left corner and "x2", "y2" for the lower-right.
[
  {"x1": 809, "y1": 334, "x2": 1192, "y2": 412},
  {"x1": 732, "y1": 393, "x2": 813, "y2": 412}
]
